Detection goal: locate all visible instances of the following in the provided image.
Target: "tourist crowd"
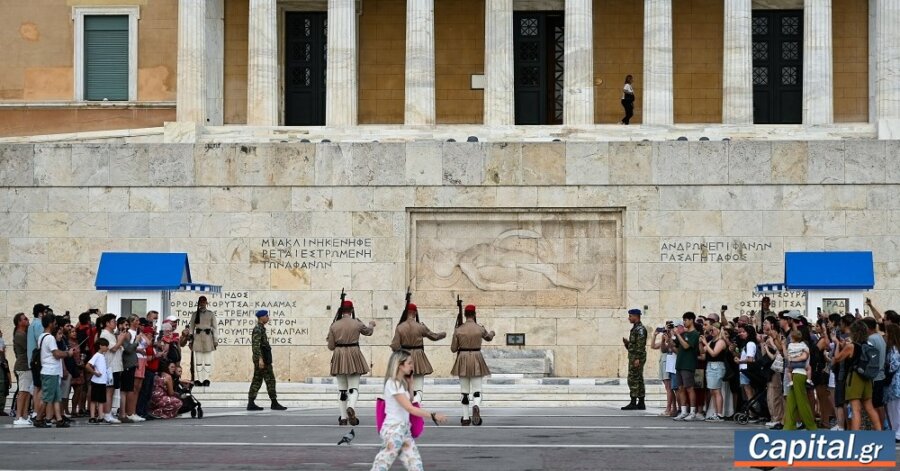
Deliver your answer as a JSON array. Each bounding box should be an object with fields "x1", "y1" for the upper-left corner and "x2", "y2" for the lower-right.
[
  {"x1": 650, "y1": 298, "x2": 900, "y2": 441},
  {"x1": 2, "y1": 305, "x2": 199, "y2": 427}
]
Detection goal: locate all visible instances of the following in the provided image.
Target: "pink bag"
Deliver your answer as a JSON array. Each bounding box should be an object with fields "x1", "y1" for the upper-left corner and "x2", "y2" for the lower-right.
[{"x1": 375, "y1": 398, "x2": 425, "y2": 438}]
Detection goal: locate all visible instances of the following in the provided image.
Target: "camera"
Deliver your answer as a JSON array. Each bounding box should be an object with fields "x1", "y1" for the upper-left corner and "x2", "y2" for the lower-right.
[
  {"x1": 721, "y1": 305, "x2": 728, "y2": 311},
  {"x1": 666, "y1": 321, "x2": 674, "y2": 330}
]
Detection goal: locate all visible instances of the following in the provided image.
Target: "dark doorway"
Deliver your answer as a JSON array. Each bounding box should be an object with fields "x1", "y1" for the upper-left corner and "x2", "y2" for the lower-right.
[
  {"x1": 514, "y1": 12, "x2": 564, "y2": 125},
  {"x1": 752, "y1": 10, "x2": 802, "y2": 124},
  {"x1": 285, "y1": 12, "x2": 327, "y2": 126}
]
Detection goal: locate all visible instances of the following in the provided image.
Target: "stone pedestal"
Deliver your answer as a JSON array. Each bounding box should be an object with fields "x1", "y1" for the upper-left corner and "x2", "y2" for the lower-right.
[
  {"x1": 483, "y1": 0, "x2": 515, "y2": 126},
  {"x1": 563, "y1": 0, "x2": 595, "y2": 125},
  {"x1": 176, "y1": 0, "x2": 207, "y2": 124},
  {"x1": 404, "y1": 0, "x2": 436, "y2": 125},
  {"x1": 326, "y1": 0, "x2": 358, "y2": 127},
  {"x1": 875, "y1": 0, "x2": 900, "y2": 138},
  {"x1": 722, "y1": 0, "x2": 753, "y2": 125},
  {"x1": 803, "y1": 0, "x2": 834, "y2": 125},
  {"x1": 247, "y1": 0, "x2": 278, "y2": 126},
  {"x1": 642, "y1": 0, "x2": 673, "y2": 126},
  {"x1": 483, "y1": 349, "x2": 554, "y2": 377}
]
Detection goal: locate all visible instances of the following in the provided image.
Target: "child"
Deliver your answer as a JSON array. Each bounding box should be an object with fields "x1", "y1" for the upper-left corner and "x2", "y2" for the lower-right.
[{"x1": 84, "y1": 338, "x2": 110, "y2": 424}]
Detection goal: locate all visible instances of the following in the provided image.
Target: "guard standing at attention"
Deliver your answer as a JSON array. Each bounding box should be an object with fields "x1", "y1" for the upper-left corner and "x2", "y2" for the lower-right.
[
  {"x1": 621, "y1": 308, "x2": 648, "y2": 410},
  {"x1": 327, "y1": 299, "x2": 375, "y2": 426},
  {"x1": 188, "y1": 295, "x2": 218, "y2": 387},
  {"x1": 247, "y1": 310, "x2": 287, "y2": 411},
  {"x1": 390, "y1": 303, "x2": 447, "y2": 403},
  {"x1": 451, "y1": 304, "x2": 495, "y2": 426}
]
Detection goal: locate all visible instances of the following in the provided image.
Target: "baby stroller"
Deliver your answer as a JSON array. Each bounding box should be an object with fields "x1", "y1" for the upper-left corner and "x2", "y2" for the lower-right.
[
  {"x1": 175, "y1": 379, "x2": 204, "y2": 419},
  {"x1": 733, "y1": 366, "x2": 770, "y2": 425}
]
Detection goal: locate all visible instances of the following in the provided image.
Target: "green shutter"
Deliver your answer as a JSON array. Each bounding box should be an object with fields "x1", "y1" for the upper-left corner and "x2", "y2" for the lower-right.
[{"x1": 84, "y1": 15, "x2": 129, "y2": 101}]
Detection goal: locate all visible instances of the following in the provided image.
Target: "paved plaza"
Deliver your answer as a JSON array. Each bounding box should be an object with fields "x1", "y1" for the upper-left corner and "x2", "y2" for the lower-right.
[{"x1": 2, "y1": 406, "x2": 896, "y2": 471}]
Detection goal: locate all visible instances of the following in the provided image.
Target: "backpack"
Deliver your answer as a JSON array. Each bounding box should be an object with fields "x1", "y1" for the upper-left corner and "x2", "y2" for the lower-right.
[
  {"x1": 852, "y1": 341, "x2": 880, "y2": 380},
  {"x1": 30, "y1": 334, "x2": 48, "y2": 377}
]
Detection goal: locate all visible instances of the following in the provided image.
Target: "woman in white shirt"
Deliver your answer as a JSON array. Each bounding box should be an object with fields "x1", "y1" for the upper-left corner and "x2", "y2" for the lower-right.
[
  {"x1": 620, "y1": 75, "x2": 635, "y2": 125},
  {"x1": 371, "y1": 350, "x2": 447, "y2": 471}
]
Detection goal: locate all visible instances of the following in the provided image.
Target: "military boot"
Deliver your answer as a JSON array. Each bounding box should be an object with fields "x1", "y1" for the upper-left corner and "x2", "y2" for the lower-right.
[
  {"x1": 271, "y1": 400, "x2": 287, "y2": 411},
  {"x1": 635, "y1": 397, "x2": 646, "y2": 410},
  {"x1": 621, "y1": 397, "x2": 636, "y2": 410},
  {"x1": 247, "y1": 400, "x2": 263, "y2": 411}
]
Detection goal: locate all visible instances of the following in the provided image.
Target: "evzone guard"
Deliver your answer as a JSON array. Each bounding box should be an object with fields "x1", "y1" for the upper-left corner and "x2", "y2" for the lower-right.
[
  {"x1": 450, "y1": 301, "x2": 495, "y2": 426},
  {"x1": 327, "y1": 298, "x2": 375, "y2": 426},
  {"x1": 390, "y1": 302, "x2": 447, "y2": 403}
]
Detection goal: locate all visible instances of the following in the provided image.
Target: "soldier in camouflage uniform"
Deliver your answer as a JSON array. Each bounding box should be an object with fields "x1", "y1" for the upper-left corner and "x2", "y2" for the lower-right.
[
  {"x1": 621, "y1": 308, "x2": 648, "y2": 410},
  {"x1": 247, "y1": 310, "x2": 287, "y2": 411}
]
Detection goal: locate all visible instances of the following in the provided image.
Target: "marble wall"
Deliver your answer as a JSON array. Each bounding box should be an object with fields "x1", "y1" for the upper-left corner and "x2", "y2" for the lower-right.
[{"x1": 2, "y1": 140, "x2": 900, "y2": 380}]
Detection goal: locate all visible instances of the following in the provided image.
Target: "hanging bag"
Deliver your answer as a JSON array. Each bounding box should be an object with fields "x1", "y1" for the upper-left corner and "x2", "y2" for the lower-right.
[{"x1": 375, "y1": 397, "x2": 424, "y2": 438}]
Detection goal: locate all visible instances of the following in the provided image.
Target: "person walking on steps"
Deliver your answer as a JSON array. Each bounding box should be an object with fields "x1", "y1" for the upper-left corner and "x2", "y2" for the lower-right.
[
  {"x1": 619, "y1": 74, "x2": 635, "y2": 125},
  {"x1": 328, "y1": 299, "x2": 376, "y2": 426},
  {"x1": 247, "y1": 310, "x2": 286, "y2": 411},
  {"x1": 451, "y1": 304, "x2": 495, "y2": 426},
  {"x1": 622, "y1": 308, "x2": 648, "y2": 410},
  {"x1": 390, "y1": 303, "x2": 446, "y2": 403}
]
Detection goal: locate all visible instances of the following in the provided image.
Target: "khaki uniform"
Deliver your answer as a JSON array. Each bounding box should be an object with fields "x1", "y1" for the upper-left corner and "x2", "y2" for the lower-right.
[
  {"x1": 390, "y1": 320, "x2": 446, "y2": 375},
  {"x1": 327, "y1": 317, "x2": 374, "y2": 376},
  {"x1": 450, "y1": 320, "x2": 494, "y2": 377},
  {"x1": 189, "y1": 308, "x2": 217, "y2": 384}
]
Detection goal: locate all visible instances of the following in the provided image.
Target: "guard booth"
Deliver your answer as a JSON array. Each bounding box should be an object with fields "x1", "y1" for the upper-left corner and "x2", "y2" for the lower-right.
[
  {"x1": 756, "y1": 251, "x2": 875, "y2": 318},
  {"x1": 95, "y1": 252, "x2": 222, "y2": 325}
]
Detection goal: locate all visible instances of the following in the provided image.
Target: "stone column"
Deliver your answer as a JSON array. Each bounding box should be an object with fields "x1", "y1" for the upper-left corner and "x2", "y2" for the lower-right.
[
  {"x1": 206, "y1": 0, "x2": 225, "y2": 126},
  {"x1": 803, "y1": 0, "x2": 834, "y2": 125},
  {"x1": 176, "y1": 0, "x2": 207, "y2": 123},
  {"x1": 247, "y1": 0, "x2": 279, "y2": 126},
  {"x1": 722, "y1": 0, "x2": 753, "y2": 125},
  {"x1": 405, "y1": 0, "x2": 435, "y2": 125},
  {"x1": 563, "y1": 0, "x2": 595, "y2": 125},
  {"x1": 642, "y1": 0, "x2": 673, "y2": 126},
  {"x1": 874, "y1": 0, "x2": 900, "y2": 137},
  {"x1": 326, "y1": 0, "x2": 358, "y2": 127},
  {"x1": 483, "y1": 0, "x2": 514, "y2": 126}
]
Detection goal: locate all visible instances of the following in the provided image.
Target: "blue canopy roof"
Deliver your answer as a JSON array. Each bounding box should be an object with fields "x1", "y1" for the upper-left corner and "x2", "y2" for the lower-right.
[
  {"x1": 95, "y1": 252, "x2": 219, "y2": 292},
  {"x1": 784, "y1": 251, "x2": 874, "y2": 290}
]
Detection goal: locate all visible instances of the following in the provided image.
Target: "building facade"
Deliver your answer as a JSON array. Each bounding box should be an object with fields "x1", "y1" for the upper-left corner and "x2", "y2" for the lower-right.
[{"x1": 1, "y1": 0, "x2": 900, "y2": 382}]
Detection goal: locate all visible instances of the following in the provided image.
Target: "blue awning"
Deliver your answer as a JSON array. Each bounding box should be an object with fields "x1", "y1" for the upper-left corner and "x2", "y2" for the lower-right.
[
  {"x1": 784, "y1": 251, "x2": 874, "y2": 290},
  {"x1": 95, "y1": 252, "x2": 221, "y2": 292},
  {"x1": 755, "y1": 283, "x2": 787, "y2": 293}
]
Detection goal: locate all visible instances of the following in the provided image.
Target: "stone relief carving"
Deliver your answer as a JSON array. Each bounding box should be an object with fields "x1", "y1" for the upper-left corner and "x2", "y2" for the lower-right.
[{"x1": 410, "y1": 210, "x2": 623, "y2": 306}]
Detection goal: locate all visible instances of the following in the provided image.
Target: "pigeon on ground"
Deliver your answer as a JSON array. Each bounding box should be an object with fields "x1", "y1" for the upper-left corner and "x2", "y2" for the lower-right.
[{"x1": 337, "y1": 428, "x2": 355, "y2": 445}]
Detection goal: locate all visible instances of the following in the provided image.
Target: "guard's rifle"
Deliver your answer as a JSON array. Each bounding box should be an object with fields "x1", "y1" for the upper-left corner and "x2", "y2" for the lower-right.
[
  {"x1": 400, "y1": 286, "x2": 413, "y2": 323},
  {"x1": 455, "y1": 295, "x2": 464, "y2": 328},
  {"x1": 332, "y1": 288, "x2": 347, "y2": 322}
]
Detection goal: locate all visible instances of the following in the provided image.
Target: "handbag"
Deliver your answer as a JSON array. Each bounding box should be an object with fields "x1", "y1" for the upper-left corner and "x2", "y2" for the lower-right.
[
  {"x1": 770, "y1": 353, "x2": 784, "y2": 373},
  {"x1": 376, "y1": 398, "x2": 424, "y2": 438}
]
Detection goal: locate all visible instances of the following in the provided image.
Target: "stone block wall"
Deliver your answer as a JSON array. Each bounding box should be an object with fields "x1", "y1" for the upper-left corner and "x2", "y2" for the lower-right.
[{"x1": 2, "y1": 139, "x2": 900, "y2": 381}]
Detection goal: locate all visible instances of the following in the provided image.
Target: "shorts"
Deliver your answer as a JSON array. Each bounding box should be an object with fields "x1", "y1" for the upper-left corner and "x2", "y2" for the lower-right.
[
  {"x1": 40, "y1": 375, "x2": 61, "y2": 403},
  {"x1": 677, "y1": 369, "x2": 696, "y2": 389},
  {"x1": 15, "y1": 370, "x2": 34, "y2": 394},
  {"x1": 120, "y1": 367, "x2": 136, "y2": 392},
  {"x1": 669, "y1": 372, "x2": 681, "y2": 390},
  {"x1": 872, "y1": 379, "x2": 885, "y2": 408},
  {"x1": 739, "y1": 372, "x2": 751, "y2": 386},
  {"x1": 33, "y1": 372, "x2": 42, "y2": 389},
  {"x1": 706, "y1": 362, "x2": 725, "y2": 390},
  {"x1": 135, "y1": 358, "x2": 146, "y2": 379},
  {"x1": 845, "y1": 372, "x2": 873, "y2": 401},
  {"x1": 112, "y1": 371, "x2": 122, "y2": 390},
  {"x1": 90, "y1": 382, "x2": 107, "y2": 403}
]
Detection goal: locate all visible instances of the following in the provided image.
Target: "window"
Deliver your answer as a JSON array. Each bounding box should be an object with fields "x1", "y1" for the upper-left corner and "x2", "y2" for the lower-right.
[
  {"x1": 73, "y1": 7, "x2": 139, "y2": 101},
  {"x1": 121, "y1": 299, "x2": 147, "y2": 317}
]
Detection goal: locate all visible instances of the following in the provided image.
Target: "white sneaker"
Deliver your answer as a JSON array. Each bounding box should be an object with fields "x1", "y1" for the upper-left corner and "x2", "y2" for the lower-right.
[
  {"x1": 104, "y1": 415, "x2": 121, "y2": 424},
  {"x1": 672, "y1": 411, "x2": 689, "y2": 421},
  {"x1": 128, "y1": 414, "x2": 145, "y2": 422},
  {"x1": 13, "y1": 418, "x2": 32, "y2": 426},
  {"x1": 765, "y1": 421, "x2": 777, "y2": 427},
  {"x1": 705, "y1": 415, "x2": 724, "y2": 422},
  {"x1": 29, "y1": 412, "x2": 37, "y2": 419},
  {"x1": 830, "y1": 425, "x2": 844, "y2": 431},
  {"x1": 685, "y1": 413, "x2": 699, "y2": 421}
]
